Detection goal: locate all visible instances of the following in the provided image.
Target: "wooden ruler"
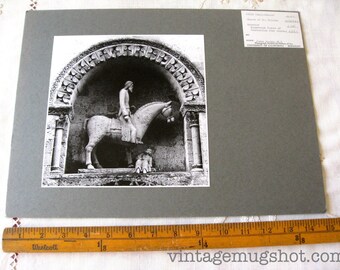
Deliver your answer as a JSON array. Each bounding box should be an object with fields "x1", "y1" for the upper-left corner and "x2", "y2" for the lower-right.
[{"x1": 2, "y1": 218, "x2": 340, "y2": 253}]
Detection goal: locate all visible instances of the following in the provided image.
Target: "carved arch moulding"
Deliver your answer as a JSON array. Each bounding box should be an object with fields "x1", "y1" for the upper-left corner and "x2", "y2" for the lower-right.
[{"x1": 49, "y1": 39, "x2": 206, "y2": 115}]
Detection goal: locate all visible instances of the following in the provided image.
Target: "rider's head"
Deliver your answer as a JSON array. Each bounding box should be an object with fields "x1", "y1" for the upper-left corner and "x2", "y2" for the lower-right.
[
  {"x1": 125, "y1": 81, "x2": 134, "y2": 92},
  {"x1": 145, "y1": 148, "x2": 153, "y2": 155}
]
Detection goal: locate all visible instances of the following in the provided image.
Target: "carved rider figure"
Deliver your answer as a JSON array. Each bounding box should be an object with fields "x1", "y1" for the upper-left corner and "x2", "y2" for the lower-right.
[{"x1": 118, "y1": 81, "x2": 138, "y2": 143}]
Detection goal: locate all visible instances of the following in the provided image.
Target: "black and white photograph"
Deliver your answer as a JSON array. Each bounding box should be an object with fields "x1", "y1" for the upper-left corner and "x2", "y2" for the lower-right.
[{"x1": 42, "y1": 35, "x2": 209, "y2": 187}]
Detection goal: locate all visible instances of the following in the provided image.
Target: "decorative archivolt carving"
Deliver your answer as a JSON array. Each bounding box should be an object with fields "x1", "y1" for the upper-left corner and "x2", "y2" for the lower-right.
[{"x1": 53, "y1": 41, "x2": 204, "y2": 106}]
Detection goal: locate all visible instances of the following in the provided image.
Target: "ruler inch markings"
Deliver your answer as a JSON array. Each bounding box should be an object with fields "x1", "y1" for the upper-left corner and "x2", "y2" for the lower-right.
[{"x1": 2, "y1": 218, "x2": 340, "y2": 253}]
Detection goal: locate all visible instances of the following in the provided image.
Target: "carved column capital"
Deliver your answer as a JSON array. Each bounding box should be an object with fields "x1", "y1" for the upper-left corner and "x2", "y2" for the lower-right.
[
  {"x1": 56, "y1": 114, "x2": 67, "y2": 129},
  {"x1": 188, "y1": 112, "x2": 199, "y2": 127}
]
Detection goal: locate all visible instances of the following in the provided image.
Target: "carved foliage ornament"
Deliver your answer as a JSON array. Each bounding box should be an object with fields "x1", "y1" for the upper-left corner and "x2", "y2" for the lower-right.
[
  {"x1": 56, "y1": 114, "x2": 67, "y2": 129},
  {"x1": 188, "y1": 112, "x2": 199, "y2": 126},
  {"x1": 56, "y1": 44, "x2": 202, "y2": 104}
]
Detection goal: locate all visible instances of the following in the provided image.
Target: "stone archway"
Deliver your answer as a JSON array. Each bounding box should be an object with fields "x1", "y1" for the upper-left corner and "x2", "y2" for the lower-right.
[
  {"x1": 43, "y1": 38, "x2": 208, "y2": 186},
  {"x1": 49, "y1": 39, "x2": 205, "y2": 107}
]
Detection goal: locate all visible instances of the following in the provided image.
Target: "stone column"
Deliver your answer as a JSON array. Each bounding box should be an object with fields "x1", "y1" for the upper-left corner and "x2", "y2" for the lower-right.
[
  {"x1": 51, "y1": 115, "x2": 66, "y2": 171},
  {"x1": 189, "y1": 112, "x2": 203, "y2": 171}
]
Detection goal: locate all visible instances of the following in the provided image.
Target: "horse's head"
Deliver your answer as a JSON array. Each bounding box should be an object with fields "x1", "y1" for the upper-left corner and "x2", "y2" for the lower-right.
[{"x1": 161, "y1": 101, "x2": 175, "y2": 123}]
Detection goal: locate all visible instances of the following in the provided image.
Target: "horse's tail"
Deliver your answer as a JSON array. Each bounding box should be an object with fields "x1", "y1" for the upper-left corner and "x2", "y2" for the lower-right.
[{"x1": 83, "y1": 118, "x2": 89, "y2": 131}]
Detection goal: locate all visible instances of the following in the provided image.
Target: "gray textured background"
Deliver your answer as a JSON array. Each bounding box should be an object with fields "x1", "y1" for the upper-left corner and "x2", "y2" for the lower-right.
[{"x1": 6, "y1": 9, "x2": 325, "y2": 217}]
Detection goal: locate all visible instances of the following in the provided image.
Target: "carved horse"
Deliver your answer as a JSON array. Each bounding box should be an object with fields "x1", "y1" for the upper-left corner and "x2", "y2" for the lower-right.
[{"x1": 85, "y1": 101, "x2": 174, "y2": 169}]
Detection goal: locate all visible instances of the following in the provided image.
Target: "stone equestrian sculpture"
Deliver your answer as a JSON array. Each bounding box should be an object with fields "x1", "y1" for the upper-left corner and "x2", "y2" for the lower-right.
[{"x1": 84, "y1": 101, "x2": 174, "y2": 169}]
